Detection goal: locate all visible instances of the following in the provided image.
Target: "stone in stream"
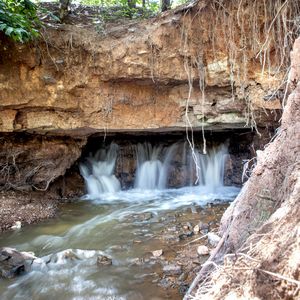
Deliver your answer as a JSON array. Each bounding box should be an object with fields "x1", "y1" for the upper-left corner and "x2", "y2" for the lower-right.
[
  {"x1": 163, "y1": 264, "x2": 182, "y2": 276},
  {"x1": 11, "y1": 221, "x2": 22, "y2": 230},
  {"x1": 0, "y1": 247, "x2": 35, "y2": 278},
  {"x1": 197, "y1": 245, "x2": 210, "y2": 256},
  {"x1": 152, "y1": 249, "x2": 163, "y2": 257},
  {"x1": 97, "y1": 255, "x2": 112, "y2": 266},
  {"x1": 162, "y1": 234, "x2": 180, "y2": 243},
  {"x1": 128, "y1": 257, "x2": 144, "y2": 266}
]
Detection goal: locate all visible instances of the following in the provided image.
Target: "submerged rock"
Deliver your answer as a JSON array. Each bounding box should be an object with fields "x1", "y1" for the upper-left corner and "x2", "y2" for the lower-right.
[{"x1": 163, "y1": 264, "x2": 182, "y2": 276}]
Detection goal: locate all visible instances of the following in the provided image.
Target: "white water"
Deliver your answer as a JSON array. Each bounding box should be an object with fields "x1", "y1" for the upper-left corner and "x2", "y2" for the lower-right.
[
  {"x1": 0, "y1": 141, "x2": 241, "y2": 300},
  {"x1": 0, "y1": 186, "x2": 240, "y2": 300},
  {"x1": 134, "y1": 143, "x2": 178, "y2": 189},
  {"x1": 80, "y1": 141, "x2": 230, "y2": 197},
  {"x1": 79, "y1": 143, "x2": 121, "y2": 197},
  {"x1": 195, "y1": 144, "x2": 228, "y2": 189},
  {"x1": 134, "y1": 142, "x2": 228, "y2": 191}
]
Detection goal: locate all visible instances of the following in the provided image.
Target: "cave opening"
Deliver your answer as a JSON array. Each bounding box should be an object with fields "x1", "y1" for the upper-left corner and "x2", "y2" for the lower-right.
[{"x1": 75, "y1": 129, "x2": 255, "y2": 196}]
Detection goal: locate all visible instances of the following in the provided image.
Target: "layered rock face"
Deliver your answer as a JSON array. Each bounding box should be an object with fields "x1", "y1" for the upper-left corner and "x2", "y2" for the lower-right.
[
  {"x1": 0, "y1": 2, "x2": 283, "y2": 135},
  {"x1": 0, "y1": 134, "x2": 85, "y2": 190},
  {"x1": 0, "y1": 1, "x2": 287, "y2": 189}
]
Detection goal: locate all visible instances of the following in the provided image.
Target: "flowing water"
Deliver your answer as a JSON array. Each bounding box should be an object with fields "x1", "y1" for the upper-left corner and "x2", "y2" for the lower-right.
[{"x1": 0, "y1": 142, "x2": 240, "y2": 300}]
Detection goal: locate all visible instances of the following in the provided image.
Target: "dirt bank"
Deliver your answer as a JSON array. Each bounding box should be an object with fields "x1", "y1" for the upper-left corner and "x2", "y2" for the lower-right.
[
  {"x1": 0, "y1": 191, "x2": 58, "y2": 232},
  {"x1": 185, "y1": 37, "x2": 300, "y2": 300}
]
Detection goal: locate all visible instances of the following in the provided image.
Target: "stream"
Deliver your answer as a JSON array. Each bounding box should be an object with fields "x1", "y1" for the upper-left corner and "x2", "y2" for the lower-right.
[{"x1": 0, "y1": 186, "x2": 239, "y2": 300}]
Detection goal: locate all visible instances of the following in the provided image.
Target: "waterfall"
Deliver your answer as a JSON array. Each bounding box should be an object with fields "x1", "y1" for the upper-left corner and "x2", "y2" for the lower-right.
[
  {"x1": 79, "y1": 141, "x2": 229, "y2": 195},
  {"x1": 79, "y1": 143, "x2": 121, "y2": 196},
  {"x1": 134, "y1": 143, "x2": 178, "y2": 190},
  {"x1": 196, "y1": 144, "x2": 228, "y2": 190},
  {"x1": 182, "y1": 143, "x2": 228, "y2": 190}
]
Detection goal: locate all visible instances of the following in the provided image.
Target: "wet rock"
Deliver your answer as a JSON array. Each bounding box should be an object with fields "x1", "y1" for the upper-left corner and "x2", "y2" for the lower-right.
[
  {"x1": 163, "y1": 264, "x2": 182, "y2": 276},
  {"x1": 97, "y1": 256, "x2": 113, "y2": 266},
  {"x1": 97, "y1": 255, "x2": 112, "y2": 266},
  {"x1": 207, "y1": 232, "x2": 221, "y2": 247},
  {"x1": 11, "y1": 221, "x2": 22, "y2": 230},
  {"x1": 197, "y1": 245, "x2": 210, "y2": 256},
  {"x1": 152, "y1": 249, "x2": 163, "y2": 257},
  {"x1": 61, "y1": 250, "x2": 80, "y2": 261},
  {"x1": 49, "y1": 249, "x2": 101, "y2": 265},
  {"x1": 179, "y1": 230, "x2": 194, "y2": 240},
  {"x1": 0, "y1": 247, "x2": 34, "y2": 278},
  {"x1": 128, "y1": 257, "x2": 144, "y2": 266},
  {"x1": 133, "y1": 240, "x2": 142, "y2": 244},
  {"x1": 135, "y1": 212, "x2": 153, "y2": 222},
  {"x1": 162, "y1": 234, "x2": 180, "y2": 243}
]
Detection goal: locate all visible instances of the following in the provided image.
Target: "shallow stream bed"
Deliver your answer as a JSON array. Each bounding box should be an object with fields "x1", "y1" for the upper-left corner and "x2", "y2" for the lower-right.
[{"x1": 0, "y1": 186, "x2": 239, "y2": 300}]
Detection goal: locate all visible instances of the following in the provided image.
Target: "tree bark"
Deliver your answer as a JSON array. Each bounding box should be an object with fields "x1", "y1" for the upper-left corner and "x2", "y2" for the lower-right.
[
  {"x1": 59, "y1": 0, "x2": 71, "y2": 22},
  {"x1": 161, "y1": 0, "x2": 171, "y2": 12}
]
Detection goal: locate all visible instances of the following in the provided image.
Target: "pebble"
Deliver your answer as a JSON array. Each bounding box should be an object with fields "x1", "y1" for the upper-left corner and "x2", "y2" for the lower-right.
[
  {"x1": 197, "y1": 245, "x2": 210, "y2": 256},
  {"x1": 193, "y1": 224, "x2": 200, "y2": 234},
  {"x1": 207, "y1": 232, "x2": 221, "y2": 247},
  {"x1": 152, "y1": 249, "x2": 163, "y2": 257}
]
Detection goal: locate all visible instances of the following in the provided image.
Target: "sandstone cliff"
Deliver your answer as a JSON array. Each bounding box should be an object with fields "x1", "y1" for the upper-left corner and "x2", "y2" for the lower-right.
[{"x1": 0, "y1": 0, "x2": 296, "y2": 190}]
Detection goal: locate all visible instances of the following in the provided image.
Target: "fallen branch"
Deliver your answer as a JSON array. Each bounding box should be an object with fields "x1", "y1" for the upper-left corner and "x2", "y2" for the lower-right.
[{"x1": 183, "y1": 234, "x2": 208, "y2": 246}]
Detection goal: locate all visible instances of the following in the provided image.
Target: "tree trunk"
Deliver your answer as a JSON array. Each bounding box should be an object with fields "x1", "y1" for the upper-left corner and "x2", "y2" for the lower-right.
[
  {"x1": 59, "y1": 0, "x2": 71, "y2": 22},
  {"x1": 161, "y1": 0, "x2": 171, "y2": 12}
]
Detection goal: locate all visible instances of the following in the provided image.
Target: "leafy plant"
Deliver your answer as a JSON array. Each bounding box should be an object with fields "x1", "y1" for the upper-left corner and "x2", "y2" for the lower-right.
[{"x1": 0, "y1": 0, "x2": 40, "y2": 42}]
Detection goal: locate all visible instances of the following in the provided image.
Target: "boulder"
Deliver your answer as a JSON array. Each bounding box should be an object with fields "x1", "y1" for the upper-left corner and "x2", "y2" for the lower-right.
[{"x1": 0, "y1": 247, "x2": 35, "y2": 278}]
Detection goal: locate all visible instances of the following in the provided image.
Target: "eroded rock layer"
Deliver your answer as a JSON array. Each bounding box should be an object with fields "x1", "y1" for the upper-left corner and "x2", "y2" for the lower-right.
[{"x1": 0, "y1": 0, "x2": 290, "y2": 191}]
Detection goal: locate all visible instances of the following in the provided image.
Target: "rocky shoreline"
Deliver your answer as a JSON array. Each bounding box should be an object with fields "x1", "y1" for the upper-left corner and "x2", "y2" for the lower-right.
[
  {"x1": 0, "y1": 191, "x2": 58, "y2": 232},
  {"x1": 0, "y1": 202, "x2": 227, "y2": 297}
]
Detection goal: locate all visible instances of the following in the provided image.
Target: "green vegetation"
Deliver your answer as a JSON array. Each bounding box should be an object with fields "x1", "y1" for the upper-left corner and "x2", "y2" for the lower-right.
[
  {"x1": 0, "y1": 0, "x2": 40, "y2": 42},
  {"x1": 0, "y1": 0, "x2": 183, "y2": 43},
  {"x1": 79, "y1": 0, "x2": 161, "y2": 19}
]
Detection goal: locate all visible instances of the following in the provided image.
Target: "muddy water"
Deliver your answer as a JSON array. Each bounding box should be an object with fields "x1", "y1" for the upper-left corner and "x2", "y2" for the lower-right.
[{"x1": 0, "y1": 186, "x2": 239, "y2": 300}]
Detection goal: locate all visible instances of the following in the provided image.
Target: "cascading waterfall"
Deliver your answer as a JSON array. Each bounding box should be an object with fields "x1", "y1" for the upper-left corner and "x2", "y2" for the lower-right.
[
  {"x1": 165, "y1": 142, "x2": 228, "y2": 190},
  {"x1": 79, "y1": 143, "x2": 121, "y2": 196},
  {"x1": 195, "y1": 144, "x2": 228, "y2": 189},
  {"x1": 80, "y1": 141, "x2": 229, "y2": 196},
  {"x1": 134, "y1": 143, "x2": 178, "y2": 189}
]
